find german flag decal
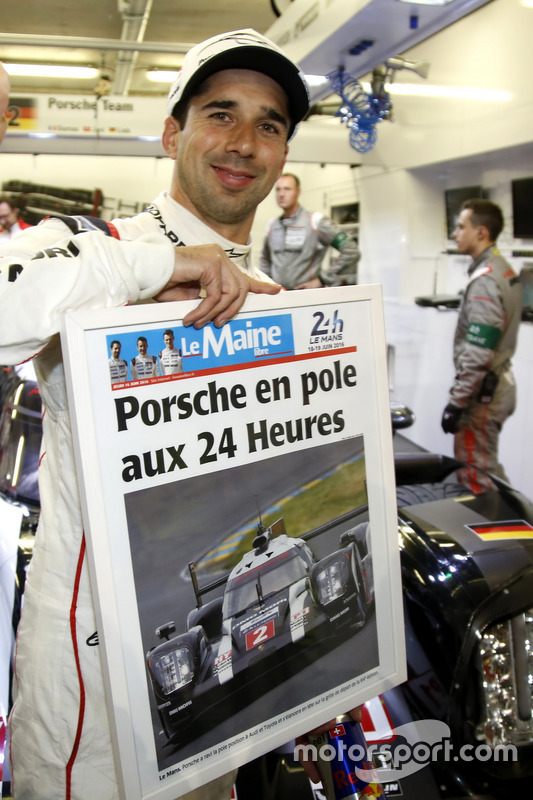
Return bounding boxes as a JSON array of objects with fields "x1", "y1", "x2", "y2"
[{"x1": 467, "y1": 520, "x2": 533, "y2": 541}]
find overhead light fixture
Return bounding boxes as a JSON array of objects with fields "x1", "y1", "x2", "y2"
[
  {"x1": 305, "y1": 74, "x2": 329, "y2": 87},
  {"x1": 397, "y1": 0, "x2": 456, "y2": 5},
  {"x1": 362, "y1": 81, "x2": 511, "y2": 101},
  {"x1": 146, "y1": 69, "x2": 180, "y2": 83},
  {"x1": 147, "y1": 70, "x2": 330, "y2": 87},
  {"x1": 4, "y1": 63, "x2": 99, "y2": 79}
]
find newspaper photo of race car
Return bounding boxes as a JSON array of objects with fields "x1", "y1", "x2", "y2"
[{"x1": 146, "y1": 513, "x2": 374, "y2": 745}]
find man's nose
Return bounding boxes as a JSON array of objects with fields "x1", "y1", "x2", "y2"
[{"x1": 225, "y1": 121, "x2": 256, "y2": 156}]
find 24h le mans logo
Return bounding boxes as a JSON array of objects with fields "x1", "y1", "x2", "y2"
[{"x1": 308, "y1": 309, "x2": 345, "y2": 353}]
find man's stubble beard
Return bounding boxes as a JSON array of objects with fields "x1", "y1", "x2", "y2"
[{"x1": 177, "y1": 154, "x2": 274, "y2": 228}]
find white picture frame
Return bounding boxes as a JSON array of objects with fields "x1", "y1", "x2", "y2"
[{"x1": 61, "y1": 285, "x2": 406, "y2": 800}]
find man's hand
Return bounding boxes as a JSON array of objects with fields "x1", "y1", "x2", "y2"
[
  {"x1": 295, "y1": 705, "x2": 363, "y2": 784},
  {"x1": 154, "y1": 244, "x2": 281, "y2": 327},
  {"x1": 441, "y1": 403, "x2": 463, "y2": 434},
  {"x1": 294, "y1": 277, "x2": 323, "y2": 290}
]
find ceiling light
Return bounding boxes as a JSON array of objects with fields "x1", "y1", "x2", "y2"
[
  {"x1": 4, "y1": 63, "x2": 99, "y2": 79},
  {"x1": 397, "y1": 0, "x2": 456, "y2": 5},
  {"x1": 362, "y1": 81, "x2": 511, "y2": 101},
  {"x1": 305, "y1": 74, "x2": 329, "y2": 87},
  {"x1": 146, "y1": 69, "x2": 180, "y2": 83},
  {"x1": 147, "y1": 70, "x2": 330, "y2": 87}
]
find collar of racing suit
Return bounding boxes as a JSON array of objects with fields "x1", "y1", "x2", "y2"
[{"x1": 148, "y1": 190, "x2": 253, "y2": 274}]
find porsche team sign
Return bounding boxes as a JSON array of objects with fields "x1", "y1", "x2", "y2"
[{"x1": 61, "y1": 285, "x2": 406, "y2": 800}]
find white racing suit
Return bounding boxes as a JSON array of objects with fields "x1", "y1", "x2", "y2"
[
  {"x1": 130, "y1": 352, "x2": 160, "y2": 379},
  {"x1": 159, "y1": 347, "x2": 183, "y2": 375},
  {"x1": 259, "y1": 205, "x2": 359, "y2": 289},
  {"x1": 447, "y1": 246, "x2": 523, "y2": 492},
  {"x1": 108, "y1": 357, "x2": 128, "y2": 384},
  {"x1": 0, "y1": 190, "x2": 259, "y2": 799}
]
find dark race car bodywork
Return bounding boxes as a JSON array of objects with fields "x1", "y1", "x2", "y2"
[
  {"x1": 390, "y1": 454, "x2": 533, "y2": 797},
  {"x1": 237, "y1": 455, "x2": 533, "y2": 800},
  {"x1": 146, "y1": 517, "x2": 373, "y2": 743}
]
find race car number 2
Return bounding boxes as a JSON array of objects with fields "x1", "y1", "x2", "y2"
[{"x1": 245, "y1": 619, "x2": 276, "y2": 651}]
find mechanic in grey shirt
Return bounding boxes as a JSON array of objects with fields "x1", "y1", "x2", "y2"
[{"x1": 259, "y1": 173, "x2": 359, "y2": 290}]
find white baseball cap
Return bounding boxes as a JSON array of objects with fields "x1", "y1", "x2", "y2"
[{"x1": 166, "y1": 28, "x2": 310, "y2": 139}]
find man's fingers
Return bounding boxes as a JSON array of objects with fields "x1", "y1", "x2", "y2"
[
  {"x1": 248, "y1": 276, "x2": 282, "y2": 296},
  {"x1": 157, "y1": 244, "x2": 281, "y2": 328}
]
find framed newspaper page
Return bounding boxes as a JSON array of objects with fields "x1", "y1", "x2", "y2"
[{"x1": 61, "y1": 285, "x2": 406, "y2": 800}]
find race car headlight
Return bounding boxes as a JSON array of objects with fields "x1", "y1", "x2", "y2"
[
  {"x1": 315, "y1": 557, "x2": 350, "y2": 605},
  {"x1": 150, "y1": 646, "x2": 195, "y2": 695},
  {"x1": 476, "y1": 608, "x2": 533, "y2": 748}
]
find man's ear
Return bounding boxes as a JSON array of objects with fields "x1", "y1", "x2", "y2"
[{"x1": 162, "y1": 115, "x2": 180, "y2": 160}]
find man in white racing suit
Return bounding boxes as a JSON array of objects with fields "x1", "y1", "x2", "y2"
[
  {"x1": 131, "y1": 335, "x2": 160, "y2": 379},
  {"x1": 158, "y1": 328, "x2": 183, "y2": 375},
  {"x1": 108, "y1": 339, "x2": 128, "y2": 384},
  {"x1": 259, "y1": 172, "x2": 359, "y2": 289},
  {"x1": 441, "y1": 198, "x2": 523, "y2": 492},
  {"x1": 0, "y1": 28, "x2": 315, "y2": 800}
]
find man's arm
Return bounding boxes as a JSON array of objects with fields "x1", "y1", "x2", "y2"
[
  {"x1": 295, "y1": 214, "x2": 360, "y2": 289},
  {"x1": 0, "y1": 218, "x2": 176, "y2": 364},
  {"x1": 0, "y1": 222, "x2": 281, "y2": 365},
  {"x1": 448, "y1": 275, "x2": 505, "y2": 407},
  {"x1": 441, "y1": 274, "x2": 504, "y2": 433},
  {"x1": 316, "y1": 216, "x2": 360, "y2": 286}
]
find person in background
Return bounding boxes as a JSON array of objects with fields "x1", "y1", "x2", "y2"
[
  {"x1": 259, "y1": 172, "x2": 360, "y2": 289},
  {"x1": 108, "y1": 339, "x2": 128, "y2": 384},
  {"x1": 0, "y1": 196, "x2": 32, "y2": 243},
  {"x1": 0, "y1": 62, "x2": 10, "y2": 145},
  {"x1": 0, "y1": 27, "x2": 360, "y2": 800},
  {"x1": 159, "y1": 327, "x2": 183, "y2": 374},
  {"x1": 130, "y1": 335, "x2": 160, "y2": 379},
  {"x1": 441, "y1": 198, "x2": 523, "y2": 492}
]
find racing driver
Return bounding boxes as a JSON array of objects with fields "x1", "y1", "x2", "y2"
[{"x1": 0, "y1": 28, "x2": 361, "y2": 800}]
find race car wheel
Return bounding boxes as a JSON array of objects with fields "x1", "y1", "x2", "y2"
[{"x1": 396, "y1": 481, "x2": 472, "y2": 506}]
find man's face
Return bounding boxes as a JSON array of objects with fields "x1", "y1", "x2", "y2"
[
  {"x1": 111, "y1": 342, "x2": 121, "y2": 359},
  {"x1": 0, "y1": 202, "x2": 17, "y2": 231},
  {"x1": 165, "y1": 68, "x2": 289, "y2": 242},
  {"x1": 137, "y1": 339, "x2": 148, "y2": 356},
  {"x1": 454, "y1": 208, "x2": 481, "y2": 255},
  {"x1": 275, "y1": 175, "x2": 300, "y2": 216},
  {"x1": 163, "y1": 333, "x2": 174, "y2": 350}
]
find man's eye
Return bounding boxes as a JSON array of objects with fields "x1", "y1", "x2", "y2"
[{"x1": 261, "y1": 122, "x2": 280, "y2": 135}]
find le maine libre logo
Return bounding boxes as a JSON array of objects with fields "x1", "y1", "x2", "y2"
[{"x1": 178, "y1": 313, "x2": 295, "y2": 369}]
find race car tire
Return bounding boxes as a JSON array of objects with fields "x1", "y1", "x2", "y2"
[{"x1": 396, "y1": 482, "x2": 472, "y2": 506}]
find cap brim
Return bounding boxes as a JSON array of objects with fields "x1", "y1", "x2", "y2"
[{"x1": 172, "y1": 45, "x2": 309, "y2": 136}]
